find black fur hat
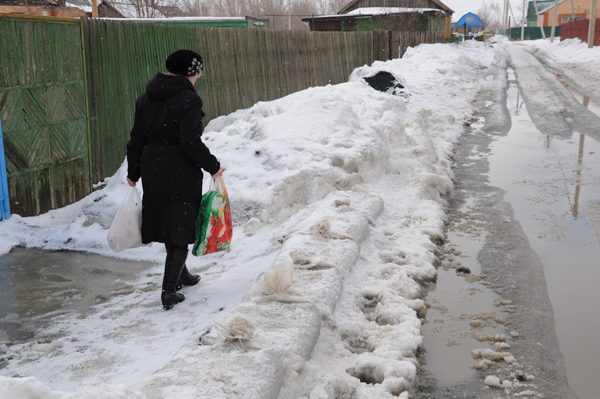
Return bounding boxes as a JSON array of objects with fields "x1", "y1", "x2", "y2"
[{"x1": 166, "y1": 49, "x2": 203, "y2": 76}]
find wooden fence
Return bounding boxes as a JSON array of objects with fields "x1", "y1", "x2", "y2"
[
  {"x1": 0, "y1": 15, "x2": 388, "y2": 216},
  {"x1": 390, "y1": 30, "x2": 445, "y2": 58},
  {"x1": 0, "y1": 16, "x2": 91, "y2": 217},
  {"x1": 561, "y1": 19, "x2": 600, "y2": 46}
]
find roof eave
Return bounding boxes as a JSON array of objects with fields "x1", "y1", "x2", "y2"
[
  {"x1": 338, "y1": 0, "x2": 359, "y2": 14},
  {"x1": 538, "y1": 0, "x2": 567, "y2": 14},
  {"x1": 302, "y1": 9, "x2": 444, "y2": 22}
]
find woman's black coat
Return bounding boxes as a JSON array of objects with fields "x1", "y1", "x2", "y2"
[{"x1": 126, "y1": 73, "x2": 220, "y2": 247}]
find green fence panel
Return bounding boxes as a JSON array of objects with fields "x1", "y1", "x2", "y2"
[
  {"x1": 504, "y1": 26, "x2": 561, "y2": 40},
  {"x1": 0, "y1": 16, "x2": 90, "y2": 217}
]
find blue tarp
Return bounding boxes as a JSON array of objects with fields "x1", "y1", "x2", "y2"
[
  {"x1": 452, "y1": 12, "x2": 486, "y2": 28},
  {"x1": 0, "y1": 118, "x2": 11, "y2": 220}
]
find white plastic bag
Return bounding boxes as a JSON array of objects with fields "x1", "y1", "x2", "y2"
[
  {"x1": 107, "y1": 187, "x2": 146, "y2": 252},
  {"x1": 259, "y1": 262, "x2": 294, "y2": 295},
  {"x1": 214, "y1": 317, "x2": 255, "y2": 343}
]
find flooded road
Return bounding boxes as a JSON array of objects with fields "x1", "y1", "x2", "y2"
[
  {"x1": 0, "y1": 248, "x2": 155, "y2": 347},
  {"x1": 417, "y1": 62, "x2": 598, "y2": 398},
  {"x1": 487, "y1": 68, "x2": 600, "y2": 399}
]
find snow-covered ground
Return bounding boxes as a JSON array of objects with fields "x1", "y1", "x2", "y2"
[{"x1": 1, "y1": 38, "x2": 598, "y2": 398}]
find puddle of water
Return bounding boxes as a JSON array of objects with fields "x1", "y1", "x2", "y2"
[
  {"x1": 488, "y1": 69, "x2": 600, "y2": 399},
  {"x1": 422, "y1": 211, "x2": 503, "y2": 386},
  {"x1": 0, "y1": 247, "x2": 156, "y2": 344}
]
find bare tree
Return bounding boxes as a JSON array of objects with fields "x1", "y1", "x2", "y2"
[
  {"x1": 326, "y1": 0, "x2": 348, "y2": 14},
  {"x1": 477, "y1": 0, "x2": 503, "y2": 34},
  {"x1": 116, "y1": 0, "x2": 182, "y2": 17},
  {"x1": 179, "y1": 0, "x2": 214, "y2": 16},
  {"x1": 173, "y1": 0, "x2": 364, "y2": 30}
]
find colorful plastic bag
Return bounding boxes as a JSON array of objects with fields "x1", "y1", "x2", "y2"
[
  {"x1": 107, "y1": 187, "x2": 147, "y2": 252},
  {"x1": 193, "y1": 176, "x2": 232, "y2": 256}
]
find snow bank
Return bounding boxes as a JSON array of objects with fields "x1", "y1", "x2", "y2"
[
  {"x1": 202, "y1": 81, "x2": 404, "y2": 225},
  {"x1": 141, "y1": 191, "x2": 383, "y2": 398}
]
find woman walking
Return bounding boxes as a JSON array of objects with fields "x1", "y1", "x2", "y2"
[{"x1": 126, "y1": 49, "x2": 225, "y2": 310}]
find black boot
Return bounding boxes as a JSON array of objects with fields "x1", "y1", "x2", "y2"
[
  {"x1": 176, "y1": 265, "x2": 201, "y2": 291},
  {"x1": 161, "y1": 245, "x2": 188, "y2": 310}
]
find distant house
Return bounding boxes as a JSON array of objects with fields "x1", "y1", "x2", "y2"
[
  {"x1": 302, "y1": 0, "x2": 453, "y2": 32},
  {"x1": 533, "y1": 0, "x2": 597, "y2": 27},
  {"x1": 451, "y1": 12, "x2": 485, "y2": 35},
  {"x1": 526, "y1": 1, "x2": 554, "y2": 26},
  {"x1": 0, "y1": 0, "x2": 87, "y2": 18}
]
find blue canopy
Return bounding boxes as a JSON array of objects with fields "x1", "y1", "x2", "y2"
[{"x1": 451, "y1": 12, "x2": 486, "y2": 27}]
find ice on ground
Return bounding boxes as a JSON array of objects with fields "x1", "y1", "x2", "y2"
[
  {"x1": 0, "y1": 375, "x2": 146, "y2": 399},
  {"x1": 484, "y1": 375, "x2": 502, "y2": 388}
]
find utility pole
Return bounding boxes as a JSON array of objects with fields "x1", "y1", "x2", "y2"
[
  {"x1": 533, "y1": 0, "x2": 546, "y2": 38},
  {"x1": 508, "y1": 2, "x2": 517, "y2": 38},
  {"x1": 550, "y1": 0, "x2": 559, "y2": 42},
  {"x1": 502, "y1": 0, "x2": 506, "y2": 32},
  {"x1": 589, "y1": 0, "x2": 598, "y2": 48},
  {"x1": 91, "y1": 0, "x2": 98, "y2": 17},
  {"x1": 505, "y1": 0, "x2": 510, "y2": 33},
  {"x1": 522, "y1": 0, "x2": 527, "y2": 40},
  {"x1": 570, "y1": 0, "x2": 576, "y2": 18},
  {"x1": 504, "y1": 0, "x2": 510, "y2": 32},
  {"x1": 510, "y1": 3, "x2": 517, "y2": 28}
]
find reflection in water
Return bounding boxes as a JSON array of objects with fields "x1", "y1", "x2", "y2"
[
  {"x1": 583, "y1": 95, "x2": 590, "y2": 108},
  {"x1": 490, "y1": 70, "x2": 600, "y2": 399},
  {"x1": 515, "y1": 90, "x2": 524, "y2": 116},
  {"x1": 574, "y1": 134, "x2": 585, "y2": 219}
]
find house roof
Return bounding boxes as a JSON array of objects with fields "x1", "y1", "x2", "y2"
[
  {"x1": 537, "y1": 0, "x2": 567, "y2": 14},
  {"x1": 431, "y1": 0, "x2": 453, "y2": 13},
  {"x1": 338, "y1": 0, "x2": 453, "y2": 15},
  {"x1": 100, "y1": 16, "x2": 249, "y2": 22},
  {"x1": 65, "y1": 0, "x2": 92, "y2": 12},
  {"x1": 451, "y1": 12, "x2": 485, "y2": 27},
  {"x1": 527, "y1": 1, "x2": 554, "y2": 20},
  {"x1": 303, "y1": 7, "x2": 446, "y2": 21},
  {"x1": 345, "y1": 7, "x2": 445, "y2": 16}
]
